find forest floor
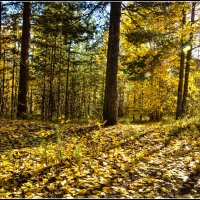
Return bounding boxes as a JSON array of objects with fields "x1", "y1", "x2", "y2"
[{"x1": 0, "y1": 118, "x2": 199, "y2": 198}]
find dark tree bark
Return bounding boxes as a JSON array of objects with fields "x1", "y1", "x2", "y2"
[
  {"x1": 17, "y1": 2, "x2": 31, "y2": 119},
  {"x1": 176, "y1": 51, "x2": 185, "y2": 119},
  {"x1": 70, "y1": 64, "x2": 77, "y2": 119},
  {"x1": 176, "y1": 8, "x2": 186, "y2": 120},
  {"x1": 118, "y1": 79, "x2": 125, "y2": 117},
  {"x1": 0, "y1": 2, "x2": 2, "y2": 63},
  {"x1": 57, "y1": 52, "x2": 61, "y2": 121},
  {"x1": 0, "y1": 50, "x2": 5, "y2": 115},
  {"x1": 0, "y1": 2, "x2": 2, "y2": 60},
  {"x1": 29, "y1": 87, "x2": 33, "y2": 115},
  {"x1": 11, "y1": 57, "x2": 16, "y2": 118},
  {"x1": 41, "y1": 68, "x2": 46, "y2": 121},
  {"x1": 14, "y1": 44, "x2": 19, "y2": 116},
  {"x1": 65, "y1": 41, "x2": 71, "y2": 120},
  {"x1": 0, "y1": 2, "x2": 3, "y2": 115},
  {"x1": 41, "y1": 39, "x2": 48, "y2": 121},
  {"x1": 11, "y1": 17, "x2": 17, "y2": 118},
  {"x1": 48, "y1": 45, "x2": 55, "y2": 121},
  {"x1": 181, "y1": 2, "x2": 196, "y2": 116},
  {"x1": 103, "y1": 2, "x2": 121, "y2": 126}
]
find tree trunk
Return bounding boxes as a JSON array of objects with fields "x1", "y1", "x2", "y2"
[
  {"x1": 11, "y1": 18, "x2": 17, "y2": 118},
  {"x1": 181, "y1": 2, "x2": 196, "y2": 116},
  {"x1": 176, "y1": 8, "x2": 186, "y2": 120},
  {"x1": 0, "y1": 49, "x2": 6, "y2": 115},
  {"x1": 17, "y1": 2, "x2": 31, "y2": 119},
  {"x1": 11, "y1": 58, "x2": 16, "y2": 118},
  {"x1": 65, "y1": 41, "x2": 71, "y2": 120},
  {"x1": 29, "y1": 87, "x2": 33, "y2": 115},
  {"x1": 118, "y1": 79, "x2": 125, "y2": 117},
  {"x1": 41, "y1": 69, "x2": 46, "y2": 121},
  {"x1": 103, "y1": 2, "x2": 121, "y2": 126},
  {"x1": 0, "y1": 2, "x2": 2, "y2": 115},
  {"x1": 57, "y1": 48, "x2": 62, "y2": 121},
  {"x1": 14, "y1": 44, "x2": 19, "y2": 116},
  {"x1": 48, "y1": 46, "x2": 55, "y2": 121},
  {"x1": 48, "y1": 35, "x2": 57, "y2": 121},
  {"x1": 41, "y1": 40, "x2": 48, "y2": 121},
  {"x1": 70, "y1": 64, "x2": 76, "y2": 119}
]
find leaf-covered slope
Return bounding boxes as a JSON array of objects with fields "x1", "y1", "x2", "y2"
[{"x1": 0, "y1": 119, "x2": 199, "y2": 198}]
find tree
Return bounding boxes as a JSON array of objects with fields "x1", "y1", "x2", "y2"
[
  {"x1": 0, "y1": 2, "x2": 2, "y2": 115},
  {"x1": 176, "y1": 8, "x2": 186, "y2": 120},
  {"x1": 103, "y1": 2, "x2": 121, "y2": 126},
  {"x1": 181, "y1": 2, "x2": 196, "y2": 116},
  {"x1": 17, "y1": 2, "x2": 31, "y2": 119},
  {"x1": 120, "y1": 2, "x2": 179, "y2": 121},
  {"x1": 176, "y1": 2, "x2": 196, "y2": 119},
  {"x1": 31, "y1": 2, "x2": 97, "y2": 121},
  {"x1": 1, "y1": 1, "x2": 200, "y2": 123}
]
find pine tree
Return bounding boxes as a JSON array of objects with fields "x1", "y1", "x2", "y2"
[
  {"x1": 103, "y1": 2, "x2": 121, "y2": 126},
  {"x1": 17, "y1": 2, "x2": 31, "y2": 119}
]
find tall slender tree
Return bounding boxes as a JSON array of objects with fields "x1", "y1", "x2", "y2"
[
  {"x1": 65, "y1": 41, "x2": 71, "y2": 120},
  {"x1": 0, "y1": 2, "x2": 2, "y2": 59},
  {"x1": 176, "y1": 3, "x2": 196, "y2": 119},
  {"x1": 0, "y1": 2, "x2": 3, "y2": 115},
  {"x1": 181, "y1": 2, "x2": 196, "y2": 116},
  {"x1": 176, "y1": 8, "x2": 186, "y2": 120},
  {"x1": 17, "y1": 2, "x2": 31, "y2": 119},
  {"x1": 103, "y1": 2, "x2": 121, "y2": 126}
]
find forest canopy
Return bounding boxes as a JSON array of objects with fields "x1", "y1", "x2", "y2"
[{"x1": 1, "y1": 1, "x2": 200, "y2": 123}]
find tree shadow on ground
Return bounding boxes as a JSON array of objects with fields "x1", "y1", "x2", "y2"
[
  {"x1": 178, "y1": 171, "x2": 200, "y2": 197},
  {"x1": 0, "y1": 119, "x2": 99, "y2": 153}
]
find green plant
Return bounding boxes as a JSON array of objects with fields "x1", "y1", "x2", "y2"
[
  {"x1": 73, "y1": 142, "x2": 83, "y2": 168},
  {"x1": 96, "y1": 121, "x2": 103, "y2": 130}
]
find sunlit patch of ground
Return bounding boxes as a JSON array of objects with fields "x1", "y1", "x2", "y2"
[{"x1": 0, "y1": 119, "x2": 199, "y2": 198}]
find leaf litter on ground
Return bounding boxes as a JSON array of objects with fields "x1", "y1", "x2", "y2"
[{"x1": 0, "y1": 118, "x2": 199, "y2": 198}]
